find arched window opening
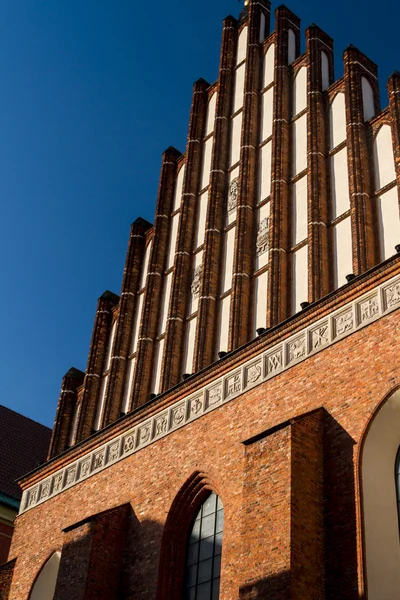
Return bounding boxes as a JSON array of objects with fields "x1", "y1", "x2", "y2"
[
  {"x1": 184, "y1": 493, "x2": 224, "y2": 600},
  {"x1": 29, "y1": 551, "x2": 61, "y2": 600}
]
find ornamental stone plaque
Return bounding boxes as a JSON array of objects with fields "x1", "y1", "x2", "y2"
[
  {"x1": 256, "y1": 217, "x2": 270, "y2": 256},
  {"x1": 191, "y1": 266, "x2": 202, "y2": 299},
  {"x1": 228, "y1": 178, "x2": 239, "y2": 213}
]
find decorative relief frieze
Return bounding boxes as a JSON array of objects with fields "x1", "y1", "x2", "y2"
[
  {"x1": 191, "y1": 266, "x2": 202, "y2": 299},
  {"x1": 256, "y1": 217, "x2": 270, "y2": 256},
  {"x1": 20, "y1": 273, "x2": 400, "y2": 514},
  {"x1": 228, "y1": 178, "x2": 239, "y2": 213}
]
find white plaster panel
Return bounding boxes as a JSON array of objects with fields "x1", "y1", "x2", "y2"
[
  {"x1": 195, "y1": 191, "x2": 208, "y2": 249},
  {"x1": 131, "y1": 292, "x2": 144, "y2": 353},
  {"x1": 188, "y1": 251, "x2": 203, "y2": 315},
  {"x1": 362, "y1": 390, "x2": 400, "y2": 600},
  {"x1": 122, "y1": 357, "x2": 135, "y2": 414},
  {"x1": 166, "y1": 213, "x2": 179, "y2": 269},
  {"x1": 227, "y1": 168, "x2": 240, "y2": 226},
  {"x1": 230, "y1": 113, "x2": 242, "y2": 167},
  {"x1": 173, "y1": 164, "x2": 185, "y2": 212},
  {"x1": 261, "y1": 87, "x2": 273, "y2": 142},
  {"x1": 68, "y1": 404, "x2": 80, "y2": 446},
  {"x1": 321, "y1": 51, "x2": 330, "y2": 91},
  {"x1": 237, "y1": 26, "x2": 248, "y2": 65},
  {"x1": 292, "y1": 115, "x2": 307, "y2": 175},
  {"x1": 221, "y1": 227, "x2": 235, "y2": 294},
  {"x1": 205, "y1": 93, "x2": 216, "y2": 136},
  {"x1": 288, "y1": 29, "x2": 296, "y2": 64},
  {"x1": 374, "y1": 124, "x2": 396, "y2": 191},
  {"x1": 201, "y1": 137, "x2": 213, "y2": 190},
  {"x1": 159, "y1": 272, "x2": 172, "y2": 335},
  {"x1": 94, "y1": 374, "x2": 108, "y2": 430},
  {"x1": 254, "y1": 270, "x2": 268, "y2": 333},
  {"x1": 376, "y1": 187, "x2": 400, "y2": 260},
  {"x1": 139, "y1": 239, "x2": 152, "y2": 289},
  {"x1": 260, "y1": 12, "x2": 266, "y2": 42},
  {"x1": 30, "y1": 552, "x2": 61, "y2": 600},
  {"x1": 330, "y1": 148, "x2": 350, "y2": 218},
  {"x1": 292, "y1": 175, "x2": 308, "y2": 245},
  {"x1": 217, "y1": 295, "x2": 231, "y2": 353},
  {"x1": 233, "y1": 64, "x2": 245, "y2": 113},
  {"x1": 259, "y1": 141, "x2": 272, "y2": 202},
  {"x1": 362, "y1": 77, "x2": 375, "y2": 121},
  {"x1": 105, "y1": 320, "x2": 117, "y2": 371},
  {"x1": 151, "y1": 339, "x2": 164, "y2": 394},
  {"x1": 330, "y1": 93, "x2": 346, "y2": 149},
  {"x1": 255, "y1": 202, "x2": 270, "y2": 271},
  {"x1": 292, "y1": 244, "x2": 308, "y2": 313},
  {"x1": 183, "y1": 317, "x2": 197, "y2": 375},
  {"x1": 293, "y1": 66, "x2": 307, "y2": 116},
  {"x1": 333, "y1": 217, "x2": 353, "y2": 288},
  {"x1": 263, "y1": 44, "x2": 275, "y2": 88}
]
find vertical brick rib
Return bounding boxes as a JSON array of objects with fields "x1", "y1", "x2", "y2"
[
  {"x1": 48, "y1": 367, "x2": 84, "y2": 459},
  {"x1": 344, "y1": 45, "x2": 379, "y2": 274},
  {"x1": 306, "y1": 26, "x2": 333, "y2": 301},
  {"x1": 230, "y1": 0, "x2": 271, "y2": 350},
  {"x1": 388, "y1": 72, "x2": 400, "y2": 211},
  {"x1": 193, "y1": 16, "x2": 238, "y2": 372},
  {"x1": 76, "y1": 291, "x2": 119, "y2": 442},
  {"x1": 132, "y1": 147, "x2": 182, "y2": 407},
  {"x1": 103, "y1": 217, "x2": 152, "y2": 425},
  {"x1": 267, "y1": 6, "x2": 300, "y2": 327},
  {"x1": 161, "y1": 79, "x2": 209, "y2": 390}
]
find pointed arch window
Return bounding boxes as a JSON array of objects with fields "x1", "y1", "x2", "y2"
[{"x1": 184, "y1": 492, "x2": 224, "y2": 600}]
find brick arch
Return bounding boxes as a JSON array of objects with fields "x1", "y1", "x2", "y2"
[{"x1": 156, "y1": 470, "x2": 224, "y2": 600}]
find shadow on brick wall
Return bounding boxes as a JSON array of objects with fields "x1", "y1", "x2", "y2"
[
  {"x1": 239, "y1": 570, "x2": 291, "y2": 599},
  {"x1": 0, "y1": 559, "x2": 16, "y2": 600}
]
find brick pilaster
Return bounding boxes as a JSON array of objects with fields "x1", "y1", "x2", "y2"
[
  {"x1": 229, "y1": 0, "x2": 271, "y2": 350},
  {"x1": 76, "y1": 291, "x2": 119, "y2": 442},
  {"x1": 344, "y1": 45, "x2": 379, "y2": 274},
  {"x1": 388, "y1": 72, "x2": 400, "y2": 211},
  {"x1": 267, "y1": 6, "x2": 300, "y2": 327},
  {"x1": 306, "y1": 26, "x2": 333, "y2": 301},
  {"x1": 102, "y1": 217, "x2": 152, "y2": 425},
  {"x1": 131, "y1": 147, "x2": 182, "y2": 407},
  {"x1": 161, "y1": 79, "x2": 209, "y2": 389},
  {"x1": 48, "y1": 367, "x2": 85, "y2": 459},
  {"x1": 193, "y1": 16, "x2": 238, "y2": 371}
]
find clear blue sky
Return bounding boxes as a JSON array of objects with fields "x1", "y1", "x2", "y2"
[{"x1": 0, "y1": 0, "x2": 398, "y2": 428}]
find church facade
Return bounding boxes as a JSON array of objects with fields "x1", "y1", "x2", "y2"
[{"x1": 2, "y1": 0, "x2": 400, "y2": 598}]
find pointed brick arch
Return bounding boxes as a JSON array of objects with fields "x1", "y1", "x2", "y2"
[{"x1": 156, "y1": 471, "x2": 224, "y2": 600}]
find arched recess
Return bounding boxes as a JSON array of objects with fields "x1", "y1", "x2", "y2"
[
  {"x1": 361, "y1": 388, "x2": 400, "y2": 599},
  {"x1": 29, "y1": 552, "x2": 61, "y2": 600},
  {"x1": 156, "y1": 471, "x2": 223, "y2": 600}
]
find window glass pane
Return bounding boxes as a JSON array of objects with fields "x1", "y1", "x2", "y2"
[
  {"x1": 186, "y1": 564, "x2": 198, "y2": 588},
  {"x1": 212, "y1": 578, "x2": 220, "y2": 600},
  {"x1": 190, "y1": 518, "x2": 201, "y2": 542},
  {"x1": 213, "y1": 554, "x2": 221, "y2": 578},
  {"x1": 199, "y1": 536, "x2": 214, "y2": 561},
  {"x1": 216, "y1": 510, "x2": 224, "y2": 533},
  {"x1": 187, "y1": 542, "x2": 199, "y2": 566},
  {"x1": 198, "y1": 558, "x2": 213, "y2": 583},
  {"x1": 203, "y1": 493, "x2": 217, "y2": 516},
  {"x1": 197, "y1": 581, "x2": 212, "y2": 600},
  {"x1": 201, "y1": 514, "x2": 216, "y2": 539},
  {"x1": 214, "y1": 532, "x2": 223, "y2": 555}
]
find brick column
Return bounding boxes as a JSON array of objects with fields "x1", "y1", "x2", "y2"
[
  {"x1": 76, "y1": 291, "x2": 119, "y2": 442},
  {"x1": 229, "y1": 0, "x2": 270, "y2": 350},
  {"x1": 306, "y1": 25, "x2": 333, "y2": 301},
  {"x1": 388, "y1": 72, "x2": 400, "y2": 211},
  {"x1": 54, "y1": 505, "x2": 129, "y2": 600},
  {"x1": 193, "y1": 16, "x2": 237, "y2": 371},
  {"x1": 48, "y1": 367, "x2": 84, "y2": 459},
  {"x1": 267, "y1": 6, "x2": 300, "y2": 327},
  {"x1": 344, "y1": 45, "x2": 379, "y2": 274},
  {"x1": 102, "y1": 217, "x2": 152, "y2": 425},
  {"x1": 131, "y1": 147, "x2": 182, "y2": 407},
  {"x1": 161, "y1": 79, "x2": 209, "y2": 390}
]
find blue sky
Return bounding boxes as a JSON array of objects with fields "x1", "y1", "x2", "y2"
[{"x1": 0, "y1": 0, "x2": 398, "y2": 428}]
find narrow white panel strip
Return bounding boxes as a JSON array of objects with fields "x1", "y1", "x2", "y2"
[
  {"x1": 230, "y1": 113, "x2": 243, "y2": 167},
  {"x1": 122, "y1": 358, "x2": 135, "y2": 414},
  {"x1": 362, "y1": 77, "x2": 375, "y2": 121},
  {"x1": 376, "y1": 187, "x2": 400, "y2": 261},
  {"x1": 261, "y1": 87, "x2": 273, "y2": 142},
  {"x1": 293, "y1": 245, "x2": 308, "y2": 314},
  {"x1": 321, "y1": 51, "x2": 329, "y2": 91},
  {"x1": 288, "y1": 29, "x2": 296, "y2": 64},
  {"x1": 217, "y1": 295, "x2": 231, "y2": 354},
  {"x1": 201, "y1": 137, "x2": 213, "y2": 190},
  {"x1": 94, "y1": 375, "x2": 108, "y2": 430},
  {"x1": 173, "y1": 165, "x2": 185, "y2": 212},
  {"x1": 131, "y1": 293, "x2": 144, "y2": 353},
  {"x1": 105, "y1": 321, "x2": 117, "y2": 372},
  {"x1": 236, "y1": 26, "x2": 248, "y2": 65},
  {"x1": 221, "y1": 227, "x2": 236, "y2": 294},
  {"x1": 159, "y1": 272, "x2": 173, "y2": 335},
  {"x1": 68, "y1": 404, "x2": 80, "y2": 446},
  {"x1": 292, "y1": 175, "x2": 308, "y2": 245},
  {"x1": 151, "y1": 339, "x2": 164, "y2": 395},
  {"x1": 183, "y1": 317, "x2": 197, "y2": 374},
  {"x1": 331, "y1": 148, "x2": 350, "y2": 219},
  {"x1": 166, "y1": 213, "x2": 179, "y2": 269},
  {"x1": 260, "y1": 12, "x2": 266, "y2": 43},
  {"x1": 206, "y1": 93, "x2": 217, "y2": 136},
  {"x1": 188, "y1": 251, "x2": 203, "y2": 316},
  {"x1": 195, "y1": 192, "x2": 209, "y2": 250},
  {"x1": 293, "y1": 115, "x2": 307, "y2": 175},
  {"x1": 139, "y1": 240, "x2": 152, "y2": 289},
  {"x1": 333, "y1": 216, "x2": 353, "y2": 289},
  {"x1": 254, "y1": 270, "x2": 268, "y2": 333},
  {"x1": 374, "y1": 124, "x2": 396, "y2": 191},
  {"x1": 255, "y1": 202, "x2": 270, "y2": 271},
  {"x1": 263, "y1": 44, "x2": 275, "y2": 88},
  {"x1": 330, "y1": 93, "x2": 346, "y2": 150},
  {"x1": 259, "y1": 141, "x2": 272, "y2": 202},
  {"x1": 233, "y1": 64, "x2": 246, "y2": 113},
  {"x1": 293, "y1": 66, "x2": 307, "y2": 116}
]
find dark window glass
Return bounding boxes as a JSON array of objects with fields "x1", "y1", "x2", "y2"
[{"x1": 184, "y1": 493, "x2": 224, "y2": 600}]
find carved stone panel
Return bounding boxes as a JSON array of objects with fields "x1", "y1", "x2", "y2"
[
  {"x1": 287, "y1": 335, "x2": 306, "y2": 364},
  {"x1": 66, "y1": 466, "x2": 77, "y2": 486},
  {"x1": 123, "y1": 433, "x2": 136, "y2": 454},
  {"x1": 384, "y1": 280, "x2": 400, "y2": 309},
  {"x1": 309, "y1": 322, "x2": 329, "y2": 351},
  {"x1": 333, "y1": 309, "x2": 354, "y2": 337},
  {"x1": 108, "y1": 441, "x2": 120, "y2": 462},
  {"x1": 53, "y1": 473, "x2": 64, "y2": 494},
  {"x1": 225, "y1": 372, "x2": 242, "y2": 400},
  {"x1": 80, "y1": 458, "x2": 91, "y2": 478},
  {"x1": 189, "y1": 395, "x2": 203, "y2": 418},
  {"x1": 191, "y1": 266, "x2": 202, "y2": 299},
  {"x1": 245, "y1": 361, "x2": 262, "y2": 386},
  {"x1": 171, "y1": 404, "x2": 186, "y2": 427},
  {"x1": 228, "y1": 178, "x2": 239, "y2": 213},
  {"x1": 256, "y1": 217, "x2": 270, "y2": 256},
  {"x1": 357, "y1": 295, "x2": 379, "y2": 325},
  {"x1": 206, "y1": 384, "x2": 222, "y2": 409},
  {"x1": 154, "y1": 414, "x2": 169, "y2": 437},
  {"x1": 265, "y1": 347, "x2": 283, "y2": 377},
  {"x1": 40, "y1": 480, "x2": 51, "y2": 500}
]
